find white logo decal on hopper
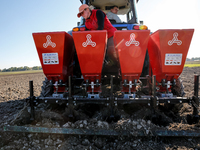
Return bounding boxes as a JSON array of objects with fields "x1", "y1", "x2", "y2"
[
  {"x1": 43, "y1": 35, "x2": 56, "y2": 48},
  {"x1": 168, "y1": 32, "x2": 182, "y2": 46},
  {"x1": 82, "y1": 34, "x2": 96, "y2": 47},
  {"x1": 125, "y1": 33, "x2": 140, "y2": 46}
]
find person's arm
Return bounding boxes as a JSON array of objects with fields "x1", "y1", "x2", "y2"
[{"x1": 96, "y1": 10, "x2": 105, "y2": 30}]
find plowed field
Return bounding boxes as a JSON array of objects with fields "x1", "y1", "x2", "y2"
[{"x1": 0, "y1": 67, "x2": 200, "y2": 150}]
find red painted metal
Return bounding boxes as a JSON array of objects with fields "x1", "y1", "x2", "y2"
[
  {"x1": 33, "y1": 32, "x2": 75, "y2": 83},
  {"x1": 148, "y1": 29, "x2": 194, "y2": 83},
  {"x1": 72, "y1": 31, "x2": 107, "y2": 93},
  {"x1": 114, "y1": 30, "x2": 150, "y2": 92}
]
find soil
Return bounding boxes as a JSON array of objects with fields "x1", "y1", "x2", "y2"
[{"x1": 0, "y1": 67, "x2": 200, "y2": 150}]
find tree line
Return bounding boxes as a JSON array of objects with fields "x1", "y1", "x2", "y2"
[
  {"x1": 186, "y1": 57, "x2": 200, "y2": 61},
  {"x1": 1, "y1": 57, "x2": 199, "y2": 72},
  {"x1": 0, "y1": 66, "x2": 42, "y2": 72}
]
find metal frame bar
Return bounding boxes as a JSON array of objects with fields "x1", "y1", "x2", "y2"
[
  {"x1": 4, "y1": 126, "x2": 200, "y2": 137},
  {"x1": 32, "y1": 97, "x2": 191, "y2": 105},
  {"x1": 29, "y1": 81, "x2": 35, "y2": 120},
  {"x1": 28, "y1": 74, "x2": 199, "y2": 119},
  {"x1": 129, "y1": 0, "x2": 138, "y2": 23},
  {"x1": 194, "y1": 75, "x2": 199, "y2": 98},
  {"x1": 193, "y1": 75, "x2": 199, "y2": 115}
]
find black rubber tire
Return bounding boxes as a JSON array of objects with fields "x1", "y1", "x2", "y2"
[
  {"x1": 163, "y1": 78, "x2": 185, "y2": 116},
  {"x1": 172, "y1": 78, "x2": 185, "y2": 97},
  {"x1": 163, "y1": 78, "x2": 185, "y2": 120},
  {"x1": 40, "y1": 78, "x2": 53, "y2": 97}
]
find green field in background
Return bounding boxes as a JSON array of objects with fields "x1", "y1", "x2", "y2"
[
  {"x1": 184, "y1": 61, "x2": 200, "y2": 67},
  {"x1": 0, "y1": 70, "x2": 43, "y2": 76},
  {"x1": 184, "y1": 64, "x2": 200, "y2": 67}
]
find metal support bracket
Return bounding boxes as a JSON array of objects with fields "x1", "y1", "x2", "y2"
[{"x1": 29, "y1": 81, "x2": 35, "y2": 121}]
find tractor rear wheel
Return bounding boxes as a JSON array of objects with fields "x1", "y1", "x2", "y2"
[
  {"x1": 172, "y1": 78, "x2": 185, "y2": 97},
  {"x1": 162, "y1": 78, "x2": 185, "y2": 121},
  {"x1": 40, "y1": 78, "x2": 53, "y2": 97}
]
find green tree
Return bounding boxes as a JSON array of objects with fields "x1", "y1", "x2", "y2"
[
  {"x1": 18, "y1": 67, "x2": 23, "y2": 71},
  {"x1": 13, "y1": 67, "x2": 17, "y2": 71},
  {"x1": 23, "y1": 66, "x2": 30, "y2": 70},
  {"x1": 32, "y1": 66, "x2": 42, "y2": 70},
  {"x1": 2, "y1": 68, "x2": 7, "y2": 72},
  {"x1": 186, "y1": 58, "x2": 190, "y2": 61}
]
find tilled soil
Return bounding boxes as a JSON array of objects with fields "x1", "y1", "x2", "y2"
[
  {"x1": 0, "y1": 73, "x2": 45, "y2": 101},
  {"x1": 179, "y1": 67, "x2": 200, "y2": 97},
  {"x1": 0, "y1": 67, "x2": 200, "y2": 150}
]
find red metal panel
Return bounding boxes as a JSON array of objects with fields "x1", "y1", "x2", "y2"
[
  {"x1": 32, "y1": 32, "x2": 75, "y2": 83},
  {"x1": 114, "y1": 30, "x2": 150, "y2": 80},
  {"x1": 148, "y1": 29, "x2": 194, "y2": 82},
  {"x1": 114, "y1": 30, "x2": 150, "y2": 92},
  {"x1": 72, "y1": 31, "x2": 107, "y2": 82}
]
